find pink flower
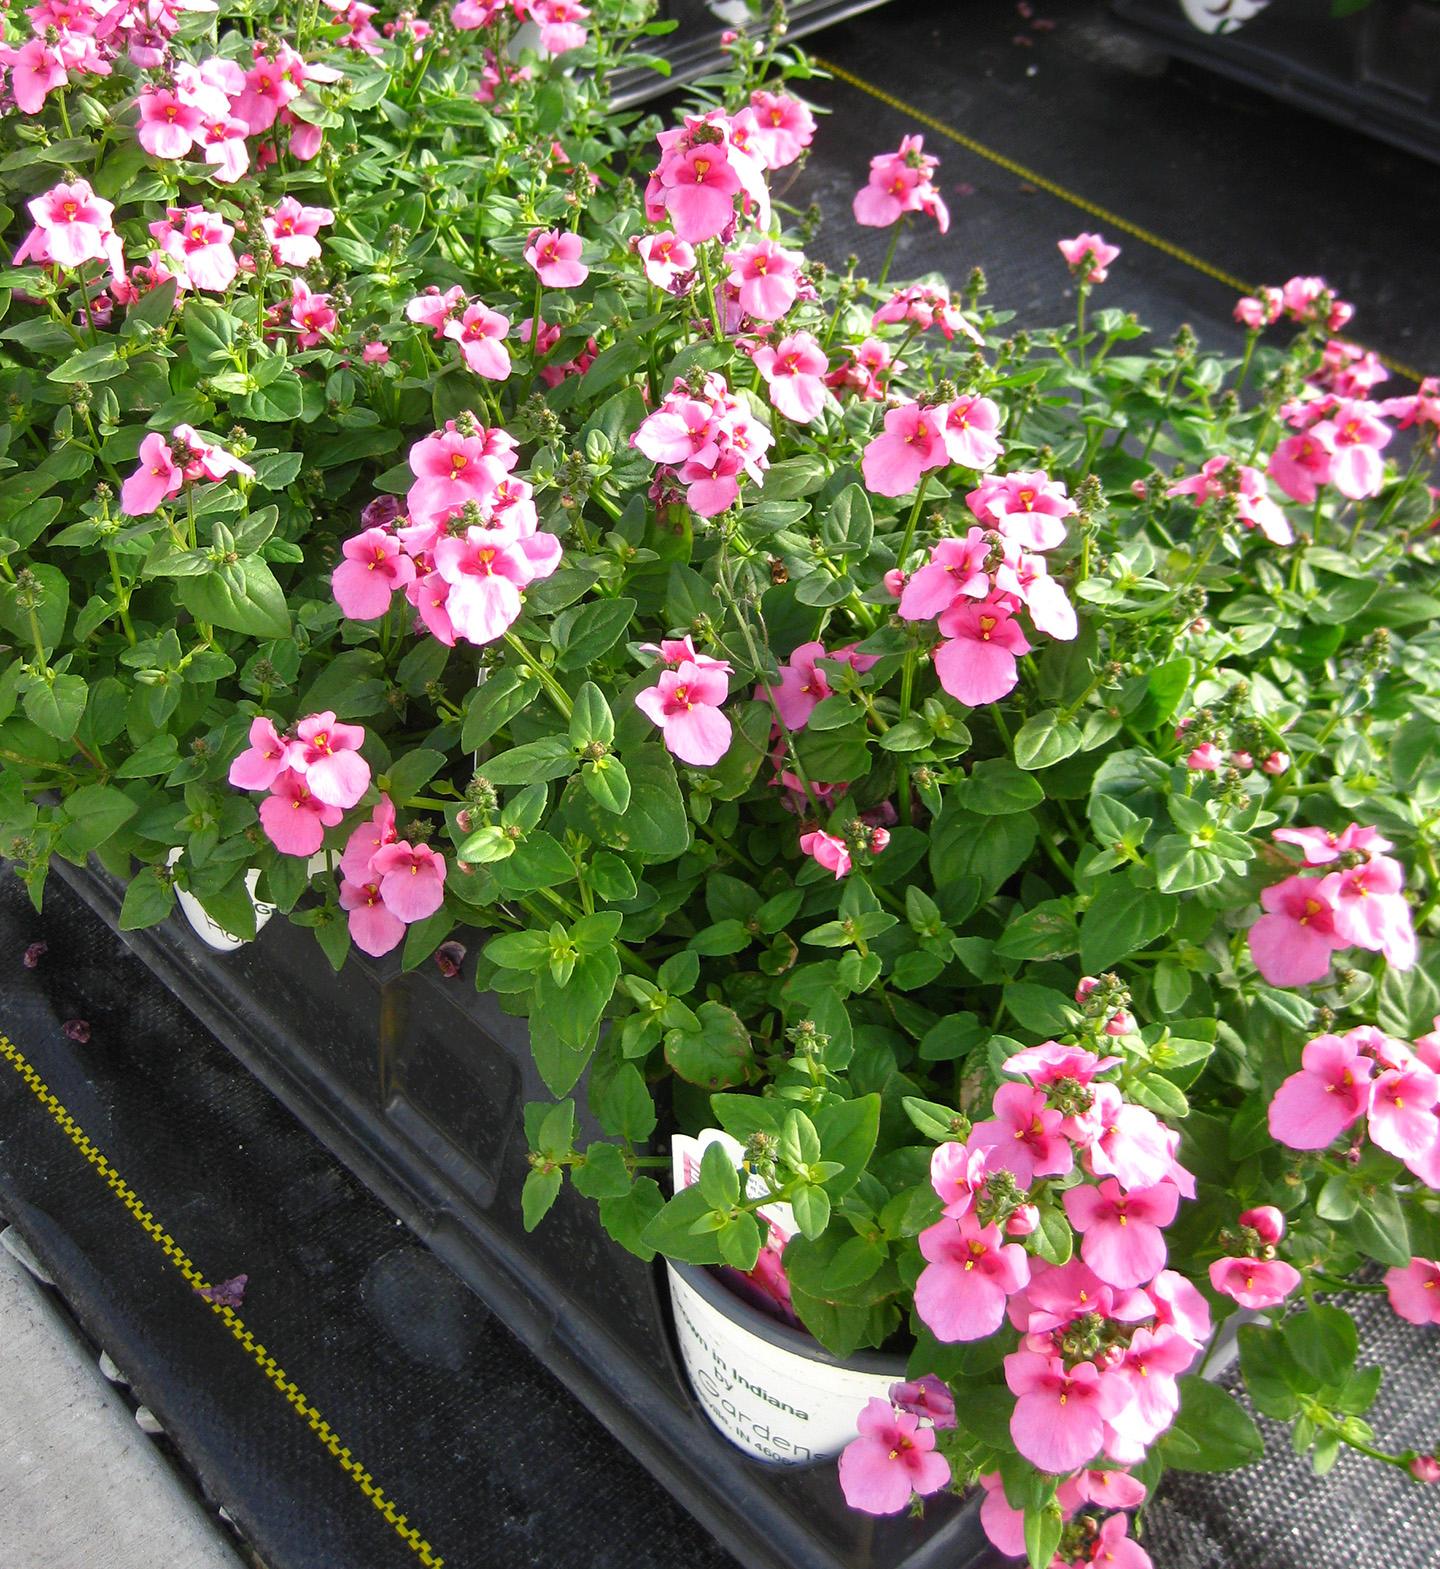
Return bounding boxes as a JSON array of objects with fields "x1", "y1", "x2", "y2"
[
  {"x1": 888, "y1": 1376, "x2": 955, "y2": 1430},
  {"x1": 1004, "y1": 1351, "x2": 1117, "y2": 1474},
  {"x1": 914, "y1": 1214, "x2": 1031, "y2": 1341},
  {"x1": 233, "y1": 54, "x2": 300, "y2": 134},
  {"x1": 406, "y1": 425, "x2": 514, "y2": 520},
  {"x1": 724, "y1": 239, "x2": 804, "y2": 321},
  {"x1": 1086, "y1": 1087, "x2": 1179, "y2": 1192},
  {"x1": 120, "y1": 432, "x2": 184, "y2": 515},
  {"x1": 264, "y1": 197, "x2": 334, "y2": 268},
  {"x1": 531, "y1": 0, "x2": 589, "y2": 54},
  {"x1": 1167, "y1": 456, "x2": 1293, "y2": 546},
  {"x1": 1058, "y1": 232, "x2": 1120, "y2": 282},
  {"x1": 443, "y1": 302, "x2": 511, "y2": 380},
  {"x1": 154, "y1": 206, "x2": 236, "y2": 292},
  {"x1": 1149, "y1": 1269, "x2": 1212, "y2": 1347},
  {"x1": 768, "y1": 641, "x2": 876, "y2": 730},
  {"x1": 16, "y1": 180, "x2": 117, "y2": 271},
  {"x1": 1369, "y1": 1058, "x2": 1440, "y2": 1161},
  {"x1": 933, "y1": 600, "x2": 1031, "y2": 707},
  {"x1": 363, "y1": 341, "x2": 389, "y2": 365},
  {"x1": 837, "y1": 1399, "x2": 950, "y2": 1515},
  {"x1": 1082, "y1": 1514, "x2": 1153, "y2": 1569},
  {"x1": 659, "y1": 144, "x2": 743, "y2": 243},
  {"x1": 1234, "y1": 287, "x2": 1283, "y2": 329},
  {"x1": 1263, "y1": 750, "x2": 1290, "y2": 775},
  {"x1": 258, "y1": 769, "x2": 343, "y2": 856},
  {"x1": 970, "y1": 1082, "x2": 1073, "y2": 1186},
  {"x1": 633, "y1": 395, "x2": 717, "y2": 464},
  {"x1": 339, "y1": 878, "x2": 405, "y2": 956},
  {"x1": 1112, "y1": 1324, "x2": 1194, "y2": 1441},
  {"x1": 640, "y1": 636, "x2": 731, "y2": 673},
  {"x1": 1185, "y1": 742, "x2": 1222, "y2": 772},
  {"x1": 679, "y1": 446, "x2": 743, "y2": 516},
  {"x1": 746, "y1": 89, "x2": 816, "y2": 169},
  {"x1": 228, "y1": 716, "x2": 291, "y2": 792},
  {"x1": 332, "y1": 527, "x2": 417, "y2": 620},
  {"x1": 1319, "y1": 399, "x2": 1391, "y2": 500},
  {"x1": 967, "y1": 469, "x2": 1075, "y2": 550},
  {"x1": 1268, "y1": 1031, "x2": 1375, "y2": 1149},
  {"x1": 1209, "y1": 1256, "x2": 1302, "y2": 1310},
  {"x1": 1268, "y1": 429, "x2": 1335, "y2": 504},
  {"x1": 799, "y1": 829, "x2": 851, "y2": 879},
  {"x1": 407, "y1": 285, "x2": 466, "y2": 334},
  {"x1": 1411, "y1": 1455, "x2": 1440, "y2": 1484},
  {"x1": 340, "y1": 796, "x2": 398, "y2": 882},
  {"x1": 852, "y1": 135, "x2": 948, "y2": 232},
  {"x1": 433, "y1": 526, "x2": 561, "y2": 646},
  {"x1": 290, "y1": 711, "x2": 370, "y2": 809},
  {"x1": 288, "y1": 279, "x2": 336, "y2": 345},
  {"x1": 371, "y1": 841, "x2": 447, "y2": 922},
  {"x1": 939, "y1": 395, "x2": 1003, "y2": 470},
  {"x1": 138, "y1": 88, "x2": 206, "y2": 158},
  {"x1": 524, "y1": 228, "x2": 588, "y2": 288},
  {"x1": 752, "y1": 332, "x2": 828, "y2": 423},
  {"x1": 861, "y1": 401, "x2": 948, "y2": 497},
  {"x1": 1384, "y1": 1259, "x2": 1440, "y2": 1326},
  {"x1": 1248, "y1": 874, "x2": 1344, "y2": 987},
  {"x1": 634, "y1": 660, "x2": 732, "y2": 767},
  {"x1": 1063, "y1": 1180, "x2": 1179, "y2": 1289},
  {"x1": 1326, "y1": 854, "x2": 1416, "y2": 968},
  {"x1": 1273, "y1": 822, "x2": 1391, "y2": 865},
  {"x1": 636, "y1": 232, "x2": 696, "y2": 291},
  {"x1": 2, "y1": 39, "x2": 69, "y2": 115},
  {"x1": 1238, "y1": 1206, "x2": 1286, "y2": 1246}
]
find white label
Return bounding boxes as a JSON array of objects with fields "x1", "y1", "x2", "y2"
[
  {"x1": 166, "y1": 849, "x2": 328, "y2": 952},
  {"x1": 667, "y1": 1129, "x2": 900, "y2": 1463},
  {"x1": 1179, "y1": 0, "x2": 1270, "y2": 36}
]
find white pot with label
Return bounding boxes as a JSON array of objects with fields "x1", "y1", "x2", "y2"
[
  {"x1": 666, "y1": 1257, "x2": 906, "y2": 1465},
  {"x1": 165, "y1": 848, "x2": 328, "y2": 952}
]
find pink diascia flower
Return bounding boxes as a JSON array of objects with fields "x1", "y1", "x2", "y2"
[
  {"x1": 1268, "y1": 1031, "x2": 1376, "y2": 1150},
  {"x1": 1384, "y1": 1259, "x2": 1440, "y2": 1326},
  {"x1": 635, "y1": 232, "x2": 696, "y2": 291},
  {"x1": 228, "y1": 716, "x2": 292, "y2": 792},
  {"x1": 1319, "y1": 398, "x2": 1392, "y2": 500},
  {"x1": 933, "y1": 599, "x2": 1031, "y2": 708},
  {"x1": 1, "y1": 38, "x2": 69, "y2": 116},
  {"x1": 137, "y1": 88, "x2": 206, "y2": 158},
  {"x1": 258, "y1": 769, "x2": 344, "y2": 856},
  {"x1": 524, "y1": 228, "x2": 588, "y2": 288},
  {"x1": 152, "y1": 205, "x2": 237, "y2": 292},
  {"x1": 288, "y1": 279, "x2": 337, "y2": 346},
  {"x1": 1247, "y1": 873, "x2": 1344, "y2": 987},
  {"x1": 861, "y1": 401, "x2": 948, "y2": 497},
  {"x1": 288, "y1": 711, "x2": 371, "y2": 809},
  {"x1": 1234, "y1": 286, "x2": 1283, "y2": 329},
  {"x1": 1004, "y1": 1350, "x2": 1118, "y2": 1474},
  {"x1": 14, "y1": 179, "x2": 123, "y2": 276},
  {"x1": 770, "y1": 641, "x2": 878, "y2": 730},
  {"x1": 443, "y1": 301, "x2": 512, "y2": 380},
  {"x1": 940, "y1": 395, "x2": 1004, "y2": 470},
  {"x1": 969, "y1": 1082, "x2": 1073, "y2": 1186},
  {"x1": 1268, "y1": 428, "x2": 1335, "y2": 505},
  {"x1": 340, "y1": 796, "x2": 398, "y2": 883},
  {"x1": 120, "y1": 432, "x2": 184, "y2": 516},
  {"x1": 1058, "y1": 232, "x2": 1120, "y2": 282},
  {"x1": 1063, "y1": 1179, "x2": 1179, "y2": 1289},
  {"x1": 339, "y1": 878, "x2": 406, "y2": 957},
  {"x1": 837, "y1": 1398, "x2": 951, "y2": 1515},
  {"x1": 264, "y1": 197, "x2": 335, "y2": 268},
  {"x1": 724, "y1": 238, "x2": 804, "y2": 321},
  {"x1": 752, "y1": 332, "x2": 829, "y2": 423},
  {"x1": 852, "y1": 134, "x2": 948, "y2": 232},
  {"x1": 432, "y1": 524, "x2": 562, "y2": 646},
  {"x1": 634, "y1": 660, "x2": 732, "y2": 767},
  {"x1": 332, "y1": 526, "x2": 417, "y2": 620},
  {"x1": 914, "y1": 1214, "x2": 1031, "y2": 1341},
  {"x1": 370, "y1": 840, "x2": 447, "y2": 922},
  {"x1": 799, "y1": 829, "x2": 851, "y2": 879},
  {"x1": 889, "y1": 1376, "x2": 955, "y2": 1429},
  {"x1": 530, "y1": 0, "x2": 590, "y2": 54},
  {"x1": 744, "y1": 89, "x2": 816, "y2": 168},
  {"x1": 1167, "y1": 456, "x2": 1293, "y2": 546},
  {"x1": 966, "y1": 468, "x2": 1076, "y2": 550},
  {"x1": 1208, "y1": 1255, "x2": 1302, "y2": 1310}
]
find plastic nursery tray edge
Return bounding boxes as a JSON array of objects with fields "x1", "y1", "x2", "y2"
[{"x1": 51, "y1": 856, "x2": 999, "y2": 1569}]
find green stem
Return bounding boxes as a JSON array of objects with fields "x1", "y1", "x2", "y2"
[
  {"x1": 896, "y1": 475, "x2": 929, "y2": 570},
  {"x1": 502, "y1": 631, "x2": 572, "y2": 719},
  {"x1": 877, "y1": 217, "x2": 906, "y2": 291},
  {"x1": 697, "y1": 243, "x2": 724, "y2": 341}
]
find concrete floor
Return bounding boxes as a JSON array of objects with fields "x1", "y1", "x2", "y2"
[{"x1": 0, "y1": 1234, "x2": 239, "y2": 1569}]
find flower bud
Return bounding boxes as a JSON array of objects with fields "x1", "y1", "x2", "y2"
[
  {"x1": 1238, "y1": 1206, "x2": 1285, "y2": 1246},
  {"x1": 1410, "y1": 1455, "x2": 1440, "y2": 1483}
]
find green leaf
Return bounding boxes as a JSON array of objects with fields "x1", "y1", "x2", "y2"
[
  {"x1": 1285, "y1": 1306, "x2": 1358, "y2": 1385},
  {"x1": 1014, "y1": 711, "x2": 1083, "y2": 770},
  {"x1": 1161, "y1": 1377, "x2": 1264, "y2": 1472},
  {"x1": 813, "y1": 1094, "x2": 881, "y2": 1196},
  {"x1": 600, "y1": 1177, "x2": 664, "y2": 1261},
  {"x1": 554, "y1": 597, "x2": 636, "y2": 671},
  {"x1": 177, "y1": 558, "x2": 290, "y2": 638},
  {"x1": 930, "y1": 805, "x2": 1035, "y2": 901},
  {"x1": 482, "y1": 736, "x2": 576, "y2": 785},
  {"x1": 58, "y1": 783, "x2": 137, "y2": 856},
  {"x1": 639, "y1": 1184, "x2": 725, "y2": 1266},
  {"x1": 953, "y1": 757, "x2": 1044, "y2": 815},
  {"x1": 569, "y1": 682, "x2": 615, "y2": 748},
  {"x1": 119, "y1": 868, "x2": 177, "y2": 930},
  {"x1": 790, "y1": 1183, "x2": 831, "y2": 1240},
  {"x1": 23, "y1": 673, "x2": 86, "y2": 740},
  {"x1": 462, "y1": 670, "x2": 540, "y2": 750},
  {"x1": 383, "y1": 748, "x2": 446, "y2": 801},
  {"x1": 522, "y1": 1167, "x2": 563, "y2": 1231},
  {"x1": 581, "y1": 755, "x2": 630, "y2": 814},
  {"x1": 1340, "y1": 1186, "x2": 1411, "y2": 1268},
  {"x1": 588, "y1": 1059, "x2": 656, "y2": 1141},
  {"x1": 664, "y1": 1001, "x2": 753, "y2": 1089},
  {"x1": 1023, "y1": 1503, "x2": 1064, "y2": 1569},
  {"x1": 698, "y1": 1141, "x2": 741, "y2": 1208},
  {"x1": 562, "y1": 746, "x2": 689, "y2": 860},
  {"x1": 1080, "y1": 870, "x2": 1177, "y2": 970},
  {"x1": 1238, "y1": 1324, "x2": 1308, "y2": 1419},
  {"x1": 571, "y1": 1141, "x2": 633, "y2": 1200},
  {"x1": 50, "y1": 343, "x2": 126, "y2": 383}
]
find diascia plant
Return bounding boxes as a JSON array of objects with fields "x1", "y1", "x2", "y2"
[{"x1": 3, "y1": 1, "x2": 1439, "y2": 1561}]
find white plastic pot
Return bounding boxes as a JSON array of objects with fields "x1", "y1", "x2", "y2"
[
  {"x1": 165, "y1": 849, "x2": 328, "y2": 952},
  {"x1": 666, "y1": 1258, "x2": 905, "y2": 1465}
]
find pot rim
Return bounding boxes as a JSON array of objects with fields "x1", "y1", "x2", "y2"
[{"x1": 666, "y1": 1258, "x2": 909, "y2": 1377}]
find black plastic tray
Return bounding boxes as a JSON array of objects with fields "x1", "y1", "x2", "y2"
[
  {"x1": 613, "y1": 0, "x2": 892, "y2": 105},
  {"x1": 1112, "y1": 0, "x2": 1440, "y2": 165},
  {"x1": 53, "y1": 857, "x2": 997, "y2": 1569}
]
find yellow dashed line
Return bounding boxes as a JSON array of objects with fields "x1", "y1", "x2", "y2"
[
  {"x1": 0, "y1": 1029, "x2": 444, "y2": 1569},
  {"x1": 814, "y1": 56, "x2": 1427, "y2": 386}
]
